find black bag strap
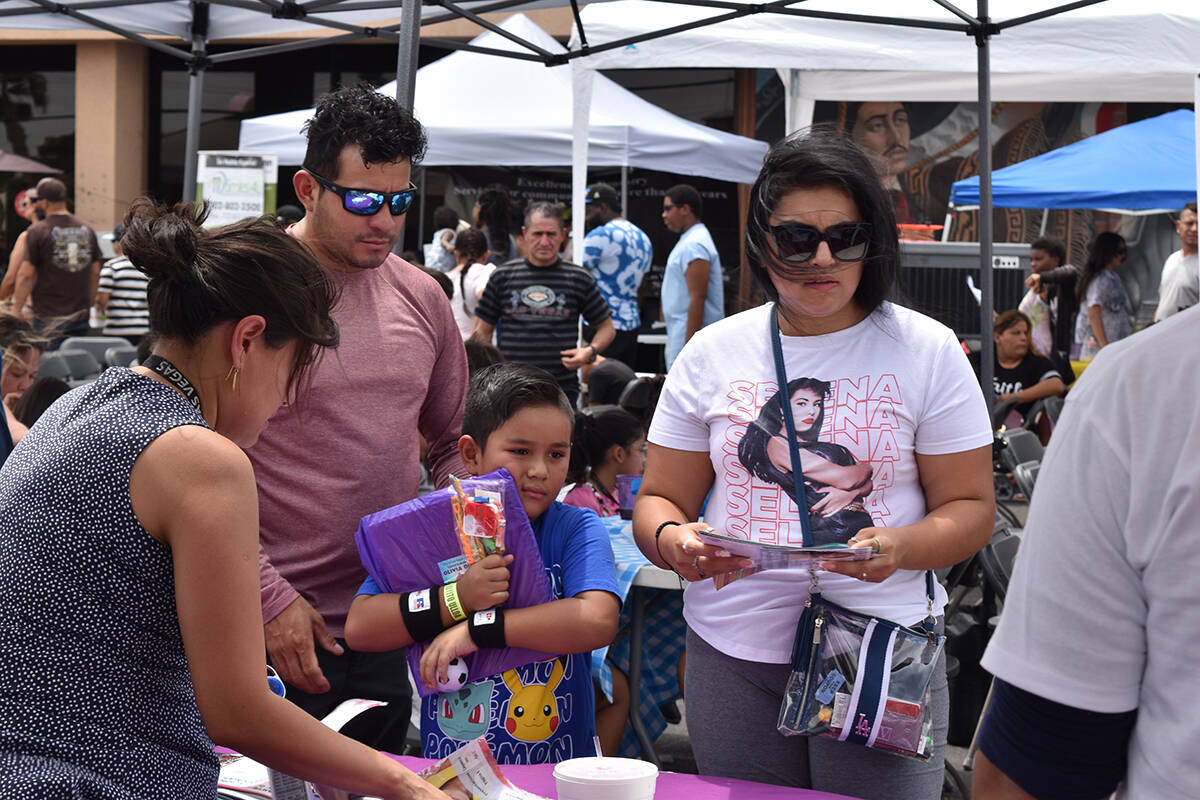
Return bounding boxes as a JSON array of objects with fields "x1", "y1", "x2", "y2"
[{"x1": 769, "y1": 307, "x2": 936, "y2": 631}]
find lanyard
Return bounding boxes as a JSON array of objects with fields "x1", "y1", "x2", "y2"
[
  {"x1": 142, "y1": 354, "x2": 202, "y2": 416},
  {"x1": 768, "y1": 306, "x2": 937, "y2": 620}
]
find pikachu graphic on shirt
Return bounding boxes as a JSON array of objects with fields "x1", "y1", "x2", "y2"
[{"x1": 501, "y1": 658, "x2": 564, "y2": 742}]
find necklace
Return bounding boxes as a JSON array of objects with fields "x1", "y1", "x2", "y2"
[
  {"x1": 142, "y1": 354, "x2": 202, "y2": 415},
  {"x1": 590, "y1": 472, "x2": 617, "y2": 503}
]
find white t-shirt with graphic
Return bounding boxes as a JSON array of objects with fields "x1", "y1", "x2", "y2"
[{"x1": 649, "y1": 303, "x2": 991, "y2": 663}]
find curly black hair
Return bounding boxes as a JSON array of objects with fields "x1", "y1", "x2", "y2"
[{"x1": 301, "y1": 83, "x2": 428, "y2": 180}]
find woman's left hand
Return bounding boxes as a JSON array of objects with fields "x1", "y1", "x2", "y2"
[{"x1": 819, "y1": 528, "x2": 907, "y2": 583}]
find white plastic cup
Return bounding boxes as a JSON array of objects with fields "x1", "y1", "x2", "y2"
[{"x1": 553, "y1": 757, "x2": 658, "y2": 800}]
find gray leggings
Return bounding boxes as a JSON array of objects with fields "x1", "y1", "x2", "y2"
[{"x1": 685, "y1": 626, "x2": 948, "y2": 800}]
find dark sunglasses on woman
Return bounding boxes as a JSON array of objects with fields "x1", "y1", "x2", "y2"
[
  {"x1": 770, "y1": 221, "x2": 873, "y2": 264},
  {"x1": 306, "y1": 169, "x2": 417, "y2": 216}
]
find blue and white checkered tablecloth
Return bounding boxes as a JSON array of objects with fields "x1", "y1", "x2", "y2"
[{"x1": 591, "y1": 516, "x2": 687, "y2": 758}]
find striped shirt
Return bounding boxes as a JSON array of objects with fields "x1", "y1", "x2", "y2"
[
  {"x1": 98, "y1": 256, "x2": 150, "y2": 338},
  {"x1": 475, "y1": 257, "x2": 611, "y2": 399}
]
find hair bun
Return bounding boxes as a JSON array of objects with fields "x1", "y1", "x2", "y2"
[{"x1": 120, "y1": 199, "x2": 208, "y2": 284}]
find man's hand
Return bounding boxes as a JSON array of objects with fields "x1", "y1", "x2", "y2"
[
  {"x1": 560, "y1": 344, "x2": 595, "y2": 370},
  {"x1": 1024, "y1": 273, "x2": 1042, "y2": 292},
  {"x1": 264, "y1": 595, "x2": 343, "y2": 694},
  {"x1": 456, "y1": 553, "x2": 512, "y2": 614}
]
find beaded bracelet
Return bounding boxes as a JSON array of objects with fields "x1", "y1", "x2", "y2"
[{"x1": 654, "y1": 520, "x2": 683, "y2": 574}]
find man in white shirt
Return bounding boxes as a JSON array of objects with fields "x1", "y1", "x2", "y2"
[
  {"x1": 974, "y1": 308, "x2": 1200, "y2": 800},
  {"x1": 660, "y1": 184, "x2": 723, "y2": 370},
  {"x1": 1153, "y1": 201, "x2": 1197, "y2": 321}
]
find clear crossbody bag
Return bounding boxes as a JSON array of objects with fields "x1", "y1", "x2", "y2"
[{"x1": 766, "y1": 309, "x2": 944, "y2": 761}]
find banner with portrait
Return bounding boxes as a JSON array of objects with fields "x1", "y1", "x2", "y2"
[{"x1": 813, "y1": 100, "x2": 1189, "y2": 265}]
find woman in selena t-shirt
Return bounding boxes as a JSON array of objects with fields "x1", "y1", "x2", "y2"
[{"x1": 630, "y1": 132, "x2": 993, "y2": 799}]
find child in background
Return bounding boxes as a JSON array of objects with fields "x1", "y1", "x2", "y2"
[
  {"x1": 426, "y1": 207, "x2": 460, "y2": 272},
  {"x1": 447, "y1": 228, "x2": 496, "y2": 342},
  {"x1": 563, "y1": 407, "x2": 646, "y2": 518},
  {"x1": 345, "y1": 363, "x2": 620, "y2": 763},
  {"x1": 562, "y1": 406, "x2": 643, "y2": 755}
]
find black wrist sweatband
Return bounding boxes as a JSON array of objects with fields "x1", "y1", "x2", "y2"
[
  {"x1": 399, "y1": 588, "x2": 446, "y2": 642},
  {"x1": 467, "y1": 607, "x2": 506, "y2": 649}
]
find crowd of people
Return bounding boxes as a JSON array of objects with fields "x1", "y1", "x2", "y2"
[
  {"x1": 974, "y1": 200, "x2": 1196, "y2": 445},
  {"x1": 0, "y1": 79, "x2": 1196, "y2": 800}
]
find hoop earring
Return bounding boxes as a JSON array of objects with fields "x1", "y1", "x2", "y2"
[{"x1": 225, "y1": 364, "x2": 239, "y2": 393}]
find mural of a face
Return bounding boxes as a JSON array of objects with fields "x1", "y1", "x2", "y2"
[
  {"x1": 437, "y1": 680, "x2": 494, "y2": 741},
  {"x1": 851, "y1": 102, "x2": 911, "y2": 180}
]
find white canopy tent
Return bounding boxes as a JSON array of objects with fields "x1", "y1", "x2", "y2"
[
  {"x1": 6, "y1": 0, "x2": 1200, "y2": 408},
  {"x1": 572, "y1": 0, "x2": 1200, "y2": 109},
  {"x1": 238, "y1": 13, "x2": 767, "y2": 183},
  {"x1": 0, "y1": 0, "x2": 614, "y2": 200},
  {"x1": 564, "y1": 0, "x2": 1200, "y2": 402}
]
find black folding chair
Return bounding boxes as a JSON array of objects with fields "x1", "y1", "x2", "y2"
[
  {"x1": 36, "y1": 351, "x2": 72, "y2": 380},
  {"x1": 104, "y1": 344, "x2": 138, "y2": 368},
  {"x1": 963, "y1": 526, "x2": 1022, "y2": 770},
  {"x1": 57, "y1": 349, "x2": 103, "y2": 381}
]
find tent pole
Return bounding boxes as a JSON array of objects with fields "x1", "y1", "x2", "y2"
[
  {"x1": 395, "y1": 0, "x2": 421, "y2": 109},
  {"x1": 1039, "y1": 208, "x2": 1049, "y2": 235},
  {"x1": 941, "y1": 210, "x2": 953, "y2": 242},
  {"x1": 418, "y1": 167, "x2": 428, "y2": 256},
  {"x1": 975, "y1": 0, "x2": 995, "y2": 419},
  {"x1": 620, "y1": 166, "x2": 628, "y2": 216},
  {"x1": 181, "y1": 2, "x2": 209, "y2": 204},
  {"x1": 570, "y1": 65, "x2": 594, "y2": 266},
  {"x1": 393, "y1": 0, "x2": 421, "y2": 254}
]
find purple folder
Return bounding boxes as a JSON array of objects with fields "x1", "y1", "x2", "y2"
[{"x1": 355, "y1": 468, "x2": 555, "y2": 697}]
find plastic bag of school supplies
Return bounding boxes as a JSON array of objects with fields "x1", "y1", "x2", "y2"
[{"x1": 355, "y1": 468, "x2": 555, "y2": 697}]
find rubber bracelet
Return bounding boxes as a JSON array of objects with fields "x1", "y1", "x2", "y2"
[
  {"x1": 443, "y1": 581, "x2": 467, "y2": 622},
  {"x1": 586, "y1": 344, "x2": 598, "y2": 364},
  {"x1": 399, "y1": 589, "x2": 447, "y2": 642},
  {"x1": 467, "y1": 607, "x2": 506, "y2": 649},
  {"x1": 654, "y1": 520, "x2": 683, "y2": 570}
]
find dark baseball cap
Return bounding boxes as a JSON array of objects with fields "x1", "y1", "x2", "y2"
[
  {"x1": 585, "y1": 183, "x2": 620, "y2": 211},
  {"x1": 586, "y1": 358, "x2": 636, "y2": 406}
]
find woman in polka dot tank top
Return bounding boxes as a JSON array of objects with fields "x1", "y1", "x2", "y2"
[{"x1": 0, "y1": 200, "x2": 449, "y2": 800}]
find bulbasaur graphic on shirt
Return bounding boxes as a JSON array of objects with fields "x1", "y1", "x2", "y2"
[{"x1": 421, "y1": 654, "x2": 594, "y2": 764}]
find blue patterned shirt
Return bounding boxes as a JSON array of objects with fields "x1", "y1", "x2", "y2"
[{"x1": 582, "y1": 219, "x2": 653, "y2": 332}]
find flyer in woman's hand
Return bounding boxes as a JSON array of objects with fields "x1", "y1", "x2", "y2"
[{"x1": 696, "y1": 529, "x2": 876, "y2": 589}]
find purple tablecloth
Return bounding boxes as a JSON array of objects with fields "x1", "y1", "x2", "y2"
[{"x1": 389, "y1": 755, "x2": 862, "y2": 799}]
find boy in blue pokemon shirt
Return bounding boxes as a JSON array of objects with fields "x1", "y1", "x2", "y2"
[{"x1": 346, "y1": 363, "x2": 620, "y2": 763}]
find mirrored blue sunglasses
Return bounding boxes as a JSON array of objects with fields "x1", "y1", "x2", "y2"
[{"x1": 306, "y1": 169, "x2": 416, "y2": 216}]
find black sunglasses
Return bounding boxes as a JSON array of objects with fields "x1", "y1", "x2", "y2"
[
  {"x1": 769, "y1": 221, "x2": 873, "y2": 264},
  {"x1": 306, "y1": 169, "x2": 416, "y2": 217}
]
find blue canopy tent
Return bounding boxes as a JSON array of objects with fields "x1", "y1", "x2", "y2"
[{"x1": 949, "y1": 109, "x2": 1197, "y2": 213}]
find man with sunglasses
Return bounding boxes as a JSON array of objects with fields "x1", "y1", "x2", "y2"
[
  {"x1": 247, "y1": 84, "x2": 468, "y2": 753},
  {"x1": 661, "y1": 184, "x2": 724, "y2": 370}
]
